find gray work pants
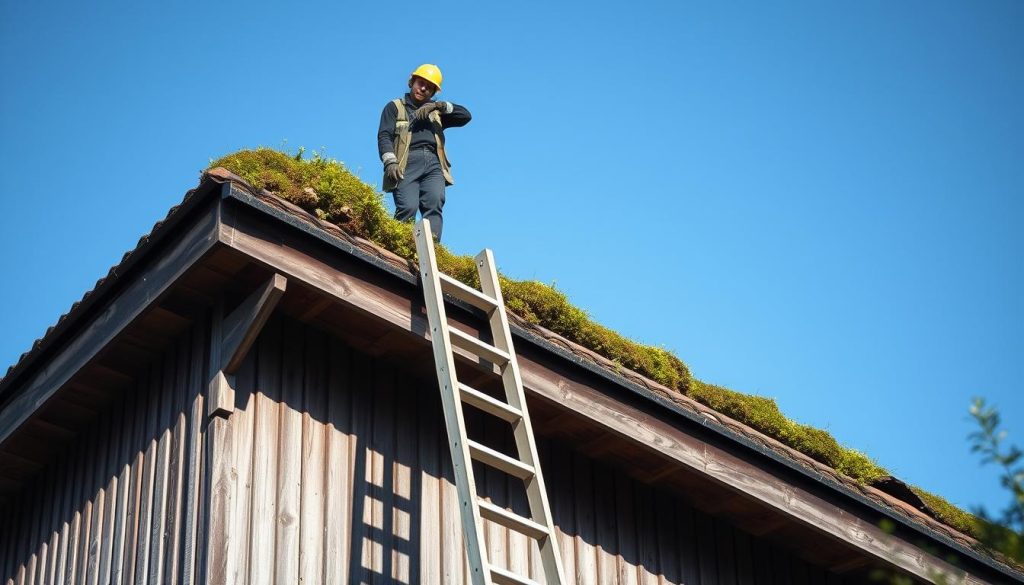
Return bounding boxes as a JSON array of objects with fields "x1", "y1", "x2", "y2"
[{"x1": 392, "y1": 146, "x2": 446, "y2": 240}]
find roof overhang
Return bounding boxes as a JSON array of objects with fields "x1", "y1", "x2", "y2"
[{"x1": 0, "y1": 171, "x2": 1019, "y2": 584}]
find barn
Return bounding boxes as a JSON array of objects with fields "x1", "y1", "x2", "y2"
[{"x1": 1, "y1": 168, "x2": 1020, "y2": 584}]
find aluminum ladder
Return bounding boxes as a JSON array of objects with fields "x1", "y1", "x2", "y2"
[{"x1": 414, "y1": 219, "x2": 568, "y2": 585}]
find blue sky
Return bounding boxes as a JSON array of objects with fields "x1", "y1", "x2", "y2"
[{"x1": 1, "y1": 1, "x2": 1021, "y2": 520}]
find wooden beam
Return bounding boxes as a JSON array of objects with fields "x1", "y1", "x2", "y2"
[
  {"x1": 216, "y1": 202, "x2": 994, "y2": 585},
  {"x1": 0, "y1": 201, "x2": 221, "y2": 447},
  {"x1": 220, "y1": 273, "x2": 287, "y2": 375},
  {"x1": 207, "y1": 273, "x2": 287, "y2": 417}
]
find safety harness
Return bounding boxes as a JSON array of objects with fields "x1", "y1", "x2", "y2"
[{"x1": 384, "y1": 98, "x2": 454, "y2": 192}]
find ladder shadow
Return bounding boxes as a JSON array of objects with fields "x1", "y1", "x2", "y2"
[{"x1": 346, "y1": 361, "x2": 423, "y2": 585}]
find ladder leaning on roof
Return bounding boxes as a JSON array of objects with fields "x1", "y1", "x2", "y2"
[{"x1": 414, "y1": 219, "x2": 568, "y2": 585}]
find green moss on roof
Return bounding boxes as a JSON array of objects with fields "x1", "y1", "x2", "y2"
[
  {"x1": 207, "y1": 147, "x2": 991, "y2": 546},
  {"x1": 209, "y1": 148, "x2": 691, "y2": 392},
  {"x1": 914, "y1": 488, "x2": 985, "y2": 537},
  {"x1": 689, "y1": 380, "x2": 887, "y2": 482}
]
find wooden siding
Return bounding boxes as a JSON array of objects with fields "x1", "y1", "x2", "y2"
[
  {"x1": 212, "y1": 315, "x2": 869, "y2": 585},
  {"x1": 3, "y1": 311, "x2": 878, "y2": 584},
  {"x1": 1, "y1": 327, "x2": 206, "y2": 585}
]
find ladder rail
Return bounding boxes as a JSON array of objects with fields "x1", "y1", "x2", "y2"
[
  {"x1": 476, "y1": 248, "x2": 569, "y2": 585},
  {"x1": 416, "y1": 218, "x2": 567, "y2": 585},
  {"x1": 415, "y1": 220, "x2": 492, "y2": 585}
]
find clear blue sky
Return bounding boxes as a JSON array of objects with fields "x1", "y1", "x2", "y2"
[{"x1": 1, "y1": 1, "x2": 1021, "y2": 519}]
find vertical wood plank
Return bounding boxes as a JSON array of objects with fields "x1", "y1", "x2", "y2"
[
  {"x1": 64, "y1": 422, "x2": 87, "y2": 585},
  {"x1": 572, "y1": 452, "x2": 597, "y2": 585},
  {"x1": 749, "y1": 536, "x2": 770, "y2": 585},
  {"x1": 24, "y1": 469, "x2": 42, "y2": 585},
  {"x1": 750, "y1": 534, "x2": 774, "y2": 585},
  {"x1": 348, "y1": 350, "x2": 374, "y2": 585},
  {"x1": 694, "y1": 509, "x2": 717, "y2": 585},
  {"x1": 592, "y1": 463, "x2": 616, "y2": 585},
  {"x1": 789, "y1": 555, "x2": 809, "y2": 585},
  {"x1": 1, "y1": 505, "x2": 8, "y2": 583},
  {"x1": 299, "y1": 328, "x2": 327, "y2": 585},
  {"x1": 615, "y1": 473, "x2": 639, "y2": 585},
  {"x1": 31, "y1": 462, "x2": 52, "y2": 585},
  {"x1": 249, "y1": 316, "x2": 282, "y2": 585},
  {"x1": 324, "y1": 340, "x2": 352, "y2": 584},
  {"x1": 635, "y1": 483, "x2": 659, "y2": 585},
  {"x1": 733, "y1": 529, "x2": 755, "y2": 585},
  {"x1": 205, "y1": 304, "x2": 237, "y2": 585},
  {"x1": 275, "y1": 319, "x2": 304, "y2": 585},
  {"x1": 75, "y1": 412, "x2": 99, "y2": 585},
  {"x1": 548, "y1": 443, "x2": 576, "y2": 585},
  {"x1": 713, "y1": 518, "x2": 737, "y2": 585},
  {"x1": 205, "y1": 416, "x2": 234, "y2": 585},
  {"x1": 44, "y1": 450, "x2": 68, "y2": 585},
  {"x1": 133, "y1": 362, "x2": 162, "y2": 584},
  {"x1": 164, "y1": 335, "x2": 191, "y2": 585},
  {"x1": 527, "y1": 439, "x2": 546, "y2": 583},
  {"x1": 370, "y1": 361, "x2": 396, "y2": 582},
  {"x1": 2, "y1": 504, "x2": 15, "y2": 584},
  {"x1": 181, "y1": 323, "x2": 206, "y2": 585},
  {"x1": 13, "y1": 490, "x2": 28, "y2": 585},
  {"x1": 111, "y1": 380, "x2": 138, "y2": 585},
  {"x1": 653, "y1": 490, "x2": 679, "y2": 585},
  {"x1": 97, "y1": 394, "x2": 122, "y2": 585},
  {"x1": 439, "y1": 405, "x2": 466, "y2": 585},
  {"x1": 769, "y1": 543, "x2": 791, "y2": 585},
  {"x1": 84, "y1": 409, "x2": 108, "y2": 585},
  {"x1": 417, "y1": 363, "x2": 442, "y2": 585},
  {"x1": 55, "y1": 438, "x2": 75, "y2": 585},
  {"x1": 148, "y1": 347, "x2": 176, "y2": 585},
  {"x1": 392, "y1": 369, "x2": 418, "y2": 585},
  {"x1": 230, "y1": 341, "x2": 257, "y2": 585},
  {"x1": 125, "y1": 371, "x2": 152, "y2": 585},
  {"x1": 675, "y1": 500, "x2": 699, "y2": 585}
]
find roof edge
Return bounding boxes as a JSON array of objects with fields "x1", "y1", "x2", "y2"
[{"x1": 0, "y1": 177, "x2": 223, "y2": 403}]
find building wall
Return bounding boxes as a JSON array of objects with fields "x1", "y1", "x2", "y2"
[
  {"x1": 3, "y1": 313, "x2": 870, "y2": 584},
  {"x1": 217, "y1": 315, "x2": 863, "y2": 585},
  {"x1": 0, "y1": 329, "x2": 206, "y2": 585}
]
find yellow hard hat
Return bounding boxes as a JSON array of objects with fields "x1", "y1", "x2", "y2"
[{"x1": 409, "y1": 63, "x2": 443, "y2": 92}]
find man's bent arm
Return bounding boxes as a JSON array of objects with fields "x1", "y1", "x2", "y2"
[
  {"x1": 440, "y1": 103, "x2": 472, "y2": 129},
  {"x1": 377, "y1": 102, "x2": 398, "y2": 162}
]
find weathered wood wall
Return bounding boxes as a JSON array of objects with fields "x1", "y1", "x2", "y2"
[
  {"x1": 3, "y1": 313, "x2": 870, "y2": 584},
  {"x1": 213, "y1": 315, "x2": 864, "y2": 585},
  {"x1": 0, "y1": 327, "x2": 206, "y2": 585}
]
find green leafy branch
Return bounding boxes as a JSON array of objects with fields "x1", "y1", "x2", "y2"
[{"x1": 968, "y1": 397, "x2": 1024, "y2": 562}]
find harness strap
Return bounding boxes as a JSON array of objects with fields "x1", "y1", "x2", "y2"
[{"x1": 393, "y1": 98, "x2": 411, "y2": 172}]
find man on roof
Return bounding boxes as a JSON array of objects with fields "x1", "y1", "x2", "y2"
[{"x1": 377, "y1": 63, "x2": 472, "y2": 241}]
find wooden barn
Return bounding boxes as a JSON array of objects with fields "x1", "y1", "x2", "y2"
[{"x1": 1, "y1": 169, "x2": 1020, "y2": 584}]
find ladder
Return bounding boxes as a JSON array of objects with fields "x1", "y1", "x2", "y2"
[{"x1": 414, "y1": 219, "x2": 568, "y2": 585}]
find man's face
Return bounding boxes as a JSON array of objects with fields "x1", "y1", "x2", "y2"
[{"x1": 410, "y1": 76, "x2": 438, "y2": 102}]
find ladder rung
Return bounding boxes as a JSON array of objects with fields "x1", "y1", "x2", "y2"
[
  {"x1": 439, "y1": 273, "x2": 499, "y2": 313},
  {"x1": 490, "y1": 566, "x2": 540, "y2": 585},
  {"x1": 468, "y1": 440, "x2": 535, "y2": 480},
  {"x1": 459, "y1": 383, "x2": 523, "y2": 423},
  {"x1": 477, "y1": 499, "x2": 549, "y2": 541},
  {"x1": 450, "y1": 328, "x2": 510, "y2": 366}
]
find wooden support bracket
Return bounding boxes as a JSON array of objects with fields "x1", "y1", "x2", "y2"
[{"x1": 208, "y1": 273, "x2": 287, "y2": 417}]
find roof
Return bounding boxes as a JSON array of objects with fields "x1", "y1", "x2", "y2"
[{"x1": 1, "y1": 167, "x2": 1020, "y2": 582}]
